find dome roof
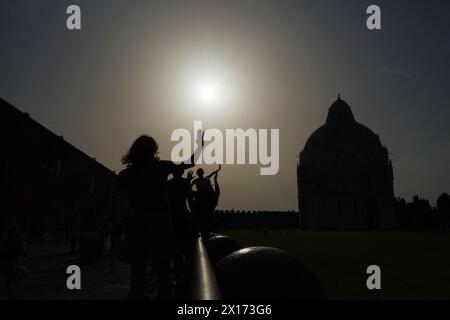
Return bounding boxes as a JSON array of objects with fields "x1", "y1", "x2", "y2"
[
  {"x1": 326, "y1": 96, "x2": 355, "y2": 125},
  {"x1": 303, "y1": 96, "x2": 381, "y2": 152}
]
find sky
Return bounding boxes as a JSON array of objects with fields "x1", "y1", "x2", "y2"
[{"x1": 1, "y1": 0, "x2": 449, "y2": 210}]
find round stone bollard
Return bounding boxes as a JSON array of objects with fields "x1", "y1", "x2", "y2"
[
  {"x1": 205, "y1": 235, "x2": 242, "y2": 265},
  {"x1": 204, "y1": 232, "x2": 221, "y2": 240},
  {"x1": 215, "y1": 247, "x2": 327, "y2": 300}
]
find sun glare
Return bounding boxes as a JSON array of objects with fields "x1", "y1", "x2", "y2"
[
  {"x1": 194, "y1": 80, "x2": 224, "y2": 110},
  {"x1": 197, "y1": 83, "x2": 218, "y2": 105},
  {"x1": 179, "y1": 63, "x2": 234, "y2": 113}
]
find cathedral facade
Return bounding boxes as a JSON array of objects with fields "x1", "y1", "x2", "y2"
[{"x1": 297, "y1": 96, "x2": 395, "y2": 230}]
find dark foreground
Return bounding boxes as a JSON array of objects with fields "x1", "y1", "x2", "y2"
[{"x1": 1, "y1": 231, "x2": 450, "y2": 300}]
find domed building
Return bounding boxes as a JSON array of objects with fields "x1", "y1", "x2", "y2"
[{"x1": 297, "y1": 95, "x2": 395, "y2": 230}]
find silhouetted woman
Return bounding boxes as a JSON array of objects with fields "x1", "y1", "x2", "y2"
[{"x1": 118, "y1": 133, "x2": 203, "y2": 299}]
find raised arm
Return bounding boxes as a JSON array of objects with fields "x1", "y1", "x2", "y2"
[
  {"x1": 205, "y1": 165, "x2": 222, "y2": 179},
  {"x1": 179, "y1": 130, "x2": 204, "y2": 170},
  {"x1": 213, "y1": 171, "x2": 220, "y2": 197}
]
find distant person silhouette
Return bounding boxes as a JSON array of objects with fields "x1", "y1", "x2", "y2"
[
  {"x1": 191, "y1": 165, "x2": 222, "y2": 235},
  {"x1": 192, "y1": 166, "x2": 221, "y2": 194},
  {"x1": 118, "y1": 132, "x2": 203, "y2": 299}
]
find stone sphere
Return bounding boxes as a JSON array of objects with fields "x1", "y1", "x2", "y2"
[
  {"x1": 216, "y1": 247, "x2": 326, "y2": 300},
  {"x1": 204, "y1": 232, "x2": 221, "y2": 240},
  {"x1": 205, "y1": 235, "x2": 242, "y2": 265}
]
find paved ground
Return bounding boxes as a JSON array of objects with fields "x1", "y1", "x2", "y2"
[
  {"x1": 6, "y1": 231, "x2": 448, "y2": 300},
  {"x1": 0, "y1": 241, "x2": 132, "y2": 300}
]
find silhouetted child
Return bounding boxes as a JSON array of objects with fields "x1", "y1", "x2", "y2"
[
  {"x1": 191, "y1": 165, "x2": 221, "y2": 193},
  {"x1": 191, "y1": 166, "x2": 222, "y2": 235}
]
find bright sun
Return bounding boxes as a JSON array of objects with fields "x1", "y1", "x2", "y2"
[
  {"x1": 180, "y1": 67, "x2": 232, "y2": 112},
  {"x1": 196, "y1": 82, "x2": 219, "y2": 106}
]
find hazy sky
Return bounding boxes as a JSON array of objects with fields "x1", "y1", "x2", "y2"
[{"x1": 1, "y1": 0, "x2": 449, "y2": 210}]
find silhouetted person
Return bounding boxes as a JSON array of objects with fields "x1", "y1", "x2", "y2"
[
  {"x1": 167, "y1": 167, "x2": 194, "y2": 289},
  {"x1": 191, "y1": 166, "x2": 221, "y2": 194},
  {"x1": 191, "y1": 166, "x2": 221, "y2": 235},
  {"x1": 167, "y1": 167, "x2": 192, "y2": 235},
  {"x1": 118, "y1": 133, "x2": 203, "y2": 299}
]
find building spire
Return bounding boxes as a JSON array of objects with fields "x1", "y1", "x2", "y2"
[{"x1": 338, "y1": 93, "x2": 341, "y2": 100}]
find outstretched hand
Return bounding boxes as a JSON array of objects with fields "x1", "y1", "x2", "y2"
[
  {"x1": 213, "y1": 164, "x2": 222, "y2": 177},
  {"x1": 183, "y1": 130, "x2": 204, "y2": 169}
]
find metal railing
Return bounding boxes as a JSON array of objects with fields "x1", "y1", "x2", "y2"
[{"x1": 190, "y1": 234, "x2": 222, "y2": 300}]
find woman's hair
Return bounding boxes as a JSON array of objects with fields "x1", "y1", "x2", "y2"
[{"x1": 122, "y1": 135, "x2": 159, "y2": 167}]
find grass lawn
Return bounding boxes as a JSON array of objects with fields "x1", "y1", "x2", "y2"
[{"x1": 222, "y1": 230, "x2": 450, "y2": 300}]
